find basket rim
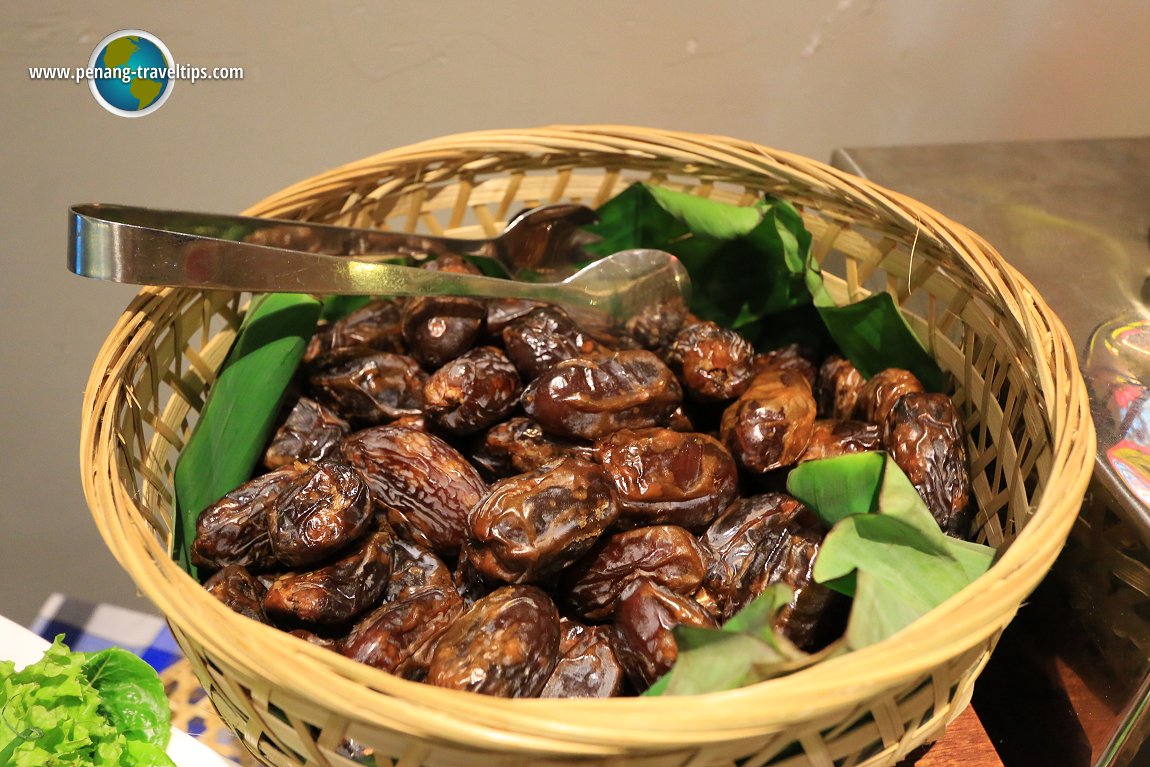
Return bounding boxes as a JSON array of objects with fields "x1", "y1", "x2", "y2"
[{"x1": 81, "y1": 124, "x2": 1097, "y2": 752}]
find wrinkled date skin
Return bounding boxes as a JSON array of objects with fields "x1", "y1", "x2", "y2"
[
  {"x1": 303, "y1": 299, "x2": 405, "y2": 365},
  {"x1": 387, "y1": 540, "x2": 456, "y2": 602},
  {"x1": 753, "y1": 344, "x2": 818, "y2": 389},
  {"x1": 703, "y1": 493, "x2": 838, "y2": 649},
  {"x1": 540, "y1": 618, "x2": 624, "y2": 698},
  {"x1": 667, "y1": 321, "x2": 756, "y2": 403},
  {"x1": 610, "y1": 578, "x2": 716, "y2": 690},
  {"x1": 204, "y1": 564, "x2": 269, "y2": 624},
  {"x1": 471, "y1": 417, "x2": 594, "y2": 479},
  {"x1": 797, "y1": 419, "x2": 884, "y2": 463},
  {"x1": 308, "y1": 351, "x2": 426, "y2": 426},
  {"x1": 564, "y1": 525, "x2": 710, "y2": 621},
  {"x1": 426, "y1": 585, "x2": 561, "y2": 697},
  {"x1": 595, "y1": 428, "x2": 738, "y2": 531},
  {"x1": 192, "y1": 465, "x2": 300, "y2": 571},
  {"x1": 341, "y1": 425, "x2": 487, "y2": 555},
  {"x1": 263, "y1": 397, "x2": 350, "y2": 469},
  {"x1": 340, "y1": 588, "x2": 464, "y2": 677},
  {"x1": 423, "y1": 346, "x2": 522, "y2": 435},
  {"x1": 402, "y1": 255, "x2": 487, "y2": 369},
  {"x1": 485, "y1": 298, "x2": 548, "y2": 338},
  {"x1": 884, "y1": 392, "x2": 974, "y2": 537},
  {"x1": 624, "y1": 297, "x2": 689, "y2": 352},
  {"x1": 523, "y1": 350, "x2": 683, "y2": 441},
  {"x1": 854, "y1": 368, "x2": 925, "y2": 425},
  {"x1": 263, "y1": 530, "x2": 394, "y2": 625},
  {"x1": 267, "y1": 462, "x2": 374, "y2": 568},
  {"x1": 816, "y1": 355, "x2": 864, "y2": 420},
  {"x1": 501, "y1": 306, "x2": 606, "y2": 381},
  {"x1": 720, "y1": 368, "x2": 817, "y2": 473},
  {"x1": 465, "y1": 457, "x2": 619, "y2": 584}
]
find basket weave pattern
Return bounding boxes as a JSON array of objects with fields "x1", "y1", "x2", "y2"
[{"x1": 80, "y1": 126, "x2": 1095, "y2": 767}]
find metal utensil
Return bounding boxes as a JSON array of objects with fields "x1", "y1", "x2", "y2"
[
  {"x1": 67, "y1": 203, "x2": 691, "y2": 333},
  {"x1": 69, "y1": 202, "x2": 600, "y2": 281}
]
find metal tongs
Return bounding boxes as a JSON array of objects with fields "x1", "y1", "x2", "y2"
[{"x1": 67, "y1": 203, "x2": 691, "y2": 333}]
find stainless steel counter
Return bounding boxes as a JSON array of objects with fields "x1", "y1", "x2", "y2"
[{"x1": 833, "y1": 138, "x2": 1150, "y2": 767}]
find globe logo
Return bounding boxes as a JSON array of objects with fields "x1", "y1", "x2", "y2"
[{"x1": 87, "y1": 30, "x2": 173, "y2": 117}]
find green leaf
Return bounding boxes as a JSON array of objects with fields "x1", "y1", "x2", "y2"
[
  {"x1": 83, "y1": 649, "x2": 171, "y2": 750},
  {"x1": 808, "y1": 457, "x2": 995, "y2": 649},
  {"x1": 786, "y1": 452, "x2": 886, "y2": 526},
  {"x1": 172, "y1": 293, "x2": 322, "y2": 576},
  {"x1": 816, "y1": 293, "x2": 947, "y2": 392}
]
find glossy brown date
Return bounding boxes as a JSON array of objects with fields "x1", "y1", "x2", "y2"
[
  {"x1": 387, "y1": 540, "x2": 456, "y2": 602},
  {"x1": 702, "y1": 493, "x2": 838, "y2": 649},
  {"x1": 595, "y1": 428, "x2": 738, "y2": 531},
  {"x1": 401, "y1": 255, "x2": 487, "y2": 369},
  {"x1": 464, "y1": 457, "x2": 619, "y2": 584},
  {"x1": 884, "y1": 392, "x2": 974, "y2": 537},
  {"x1": 853, "y1": 368, "x2": 925, "y2": 425},
  {"x1": 192, "y1": 465, "x2": 300, "y2": 571},
  {"x1": 563, "y1": 525, "x2": 710, "y2": 621},
  {"x1": 501, "y1": 306, "x2": 605, "y2": 381},
  {"x1": 610, "y1": 578, "x2": 716, "y2": 690},
  {"x1": 204, "y1": 564, "x2": 269, "y2": 624},
  {"x1": 816, "y1": 355, "x2": 864, "y2": 420},
  {"x1": 340, "y1": 588, "x2": 464, "y2": 676},
  {"x1": 263, "y1": 530, "x2": 394, "y2": 625},
  {"x1": 267, "y1": 461, "x2": 374, "y2": 568},
  {"x1": 624, "y1": 297, "x2": 689, "y2": 351},
  {"x1": 753, "y1": 343, "x2": 817, "y2": 389},
  {"x1": 522, "y1": 350, "x2": 683, "y2": 441},
  {"x1": 485, "y1": 298, "x2": 548, "y2": 337},
  {"x1": 720, "y1": 368, "x2": 817, "y2": 473},
  {"x1": 796, "y1": 419, "x2": 884, "y2": 463},
  {"x1": 263, "y1": 397, "x2": 350, "y2": 469},
  {"x1": 308, "y1": 351, "x2": 426, "y2": 425},
  {"x1": 426, "y1": 585, "x2": 561, "y2": 697},
  {"x1": 423, "y1": 346, "x2": 522, "y2": 435},
  {"x1": 470, "y1": 417, "x2": 594, "y2": 479},
  {"x1": 540, "y1": 619, "x2": 624, "y2": 699},
  {"x1": 667, "y1": 321, "x2": 755, "y2": 403},
  {"x1": 341, "y1": 425, "x2": 487, "y2": 555},
  {"x1": 303, "y1": 299, "x2": 405, "y2": 365}
]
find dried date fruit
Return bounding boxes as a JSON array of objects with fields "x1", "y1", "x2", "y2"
[
  {"x1": 522, "y1": 350, "x2": 683, "y2": 440},
  {"x1": 341, "y1": 425, "x2": 487, "y2": 555},
  {"x1": 426, "y1": 585, "x2": 561, "y2": 697},
  {"x1": 387, "y1": 540, "x2": 456, "y2": 602},
  {"x1": 288, "y1": 629, "x2": 339, "y2": 650},
  {"x1": 667, "y1": 321, "x2": 755, "y2": 402},
  {"x1": 564, "y1": 525, "x2": 710, "y2": 621},
  {"x1": 264, "y1": 531, "x2": 394, "y2": 625},
  {"x1": 204, "y1": 564, "x2": 269, "y2": 624},
  {"x1": 540, "y1": 619, "x2": 624, "y2": 698},
  {"x1": 423, "y1": 346, "x2": 522, "y2": 435},
  {"x1": 702, "y1": 493, "x2": 839, "y2": 649},
  {"x1": 753, "y1": 343, "x2": 817, "y2": 389},
  {"x1": 853, "y1": 368, "x2": 925, "y2": 425},
  {"x1": 470, "y1": 417, "x2": 594, "y2": 479},
  {"x1": 624, "y1": 297, "x2": 689, "y2": 351},
  {"x1": 884, "y1": 392, "x2": 974, "y2": 537},
  {"x1": 816, "y1": 355, "x2": 864, "y2": 419},
  {"x1": 501, "y1": 306, "x2": 606, "y2": 381},
  {"x1": 267, "y1": 461, "x2": 374, "y2": 568},
  {"x1": 192, "y1": 465, "x2": 299, "y2": 571},
  {"x1": 796, "y1": 419, "x2": 884, "y2": 463},
  {"x1": 401, "y1": 255, "x2": 486, "y2": 369},
  {"x1": 485, "y1": 298, "x2": 548, "y2": 337},
  {"x1": 595, "y1": 428, "x2": 738, "y2": 531},
  {"x1": 340, "y1": 588, "x2": 464, "y2": 676},
  {"x1": 263, "y1": 396, "x2": 350, "y2": 469},
  {"x1": 308, "y1": 351, "x2": 426, "y2": 425},
  {"x1": 464, "y1": 457, "x2": 619, "y2": 584},
  {"x1": 720, "y1": 368, "x2": 817, "y2": 473},
  {"x1": 303, "y1": 299, "x2": 405, "y2": 365},
  {"x1": 610, "y1": 578, "x2": 716, "y2": 690}
]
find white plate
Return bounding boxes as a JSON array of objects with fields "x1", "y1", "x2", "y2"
[{"x1": 0, "y1": 613, "x2": 233, "y2": 767}]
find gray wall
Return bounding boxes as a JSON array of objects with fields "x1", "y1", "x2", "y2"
[{"x1": 3, "y1": 1, "x2": 1148, "y2": 625}]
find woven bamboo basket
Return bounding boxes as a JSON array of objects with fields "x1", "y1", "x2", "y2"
[{"x1": 80, "y1": 125, "x2": 1095, "y2": 767}]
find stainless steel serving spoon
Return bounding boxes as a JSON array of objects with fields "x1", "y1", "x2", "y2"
[{"x1": 67, "y1": 203, "x2": 691, "y2": 333}]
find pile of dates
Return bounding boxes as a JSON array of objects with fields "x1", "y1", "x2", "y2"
[{"x1": 193, "y1": 253, "x2": 973, "y2": 698}]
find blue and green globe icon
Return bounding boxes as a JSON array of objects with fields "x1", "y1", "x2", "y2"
[{"x1": 88, "y1": 30, "x2": 173, "y2": 116}]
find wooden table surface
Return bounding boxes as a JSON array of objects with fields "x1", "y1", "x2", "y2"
[{"x1": 900, "y1": 707, "x2": 1002, "y2": 766}]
